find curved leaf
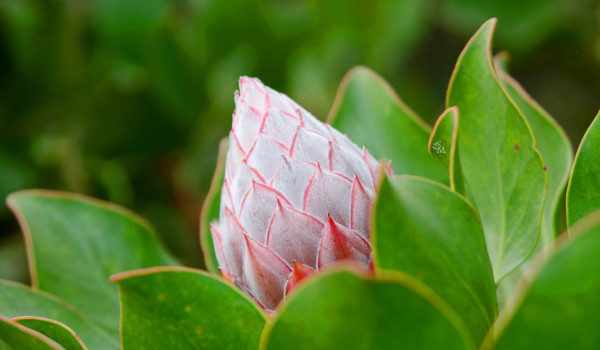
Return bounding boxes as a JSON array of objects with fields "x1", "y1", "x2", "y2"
[
  {"x1": 373, "y1": 175, "x2": 495, "y2": 345},
  {"x1": 0, "y1": 279, "x2": 118, "y2": 349},
  {"x1": 566, "y1": 111, "x2": 600, "y2": 229},
  {"x1": 429, "y1": 107, "x2": 466, "y2": 193},
  {"x1": 7, "y1": 190, "x2": 178, "y2": 338},
  {"x1": 0, "y1": 316, "x2": 62, "y2": 350},
  {"x1": 446, "y1": 19, "x2": 546, "y2": 281},
  {"x1": 260, "y1": 267, "x2": 474, "y2": 350},
  {"x1": 495, "y1": 52, "x2": 573, "y2": 247},
  {"x1": 112, "y1": 266, "x2": 266, "y2": 350},
  {"x1": 490, "y1": 210, "x2": 600, "y2": 349},
  {"x1": 327, "y1": 66, "x2": 448, "y2": 184},
  {"x1": 200, "y1": 137, "x2": 228, "y2": 275},
  {"x1": 493, "y1": 53, "x2": 574, "y2": 307},
  {"x1": 14, "y1": 317, "x2": 86, "y2": 350}
]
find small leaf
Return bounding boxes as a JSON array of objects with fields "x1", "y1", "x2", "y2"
[
  {"x1": 566, "y1": 111, "x2": 600, "y2": 229},
  {"x1": 200, "y1": 137, "x2": 228, "y2": 275},
  {"x1": 0, "y1": 316, "x2": 62, "y2": 350},
  {"x1": 327, "y1": 66, "x2": 448, "y2": 184},
  {"x1": 0, "y1": 279, "x2": 118, "y2": 349},
  {"x1": 373, "y1": 175, "x2": 496, "y2": 345},
  {"x1": 446, "y1": 19, "x2": 546, "y2": 281},
  {"x1": 112, "y1": 267, "x2": 266, "y2": 350},
  {"x1": 260, "y1": 267, "x2": 474, "y2": 350},
  {"x1": 7, "y1": 190, "x2": 178, "y2": 338},
  {"x1": 490, "y1": 210, "x2": 600, "y2": 349},
  {"x1": 14, "y1": 317, "x2": 86, "y2": 350},
  {"x1": 495, "y1": 52, "x2": 573, "y2": 247},
  {"x1": 428, "y1": 107, "x2": 466, "y2": 193}
]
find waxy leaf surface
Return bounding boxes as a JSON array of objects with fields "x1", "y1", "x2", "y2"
[
  {"x1": 15, "y1": 317, "x2": 86, "y2": 350},
  {"x1": 0, "y1": 316, "x2": 62, "y2": 350},
  {"x1": 493, "y1": 54, "x2": 573, "y2": 306},
  {"x1": 429, "y1": 107, "x2": 466, "y2": 193},
  {"x1": 113, "y1": 267, "x2": 266, "y2": 350},
  {"x1": 7, "y1": 190, "x2": 178, "y2": 338},
  {"x1": 374, "y1": 175, "x2": 495, "y2": 344},
  {"x1": 567, "y1": 111, "x2": 600, "y2": 228},
  {"x1": 0, "y1": 280, "x2": 118, "y2": 349},
  {"x1": 492, "y1": 211, "x2": 600, "y2": 349},
  {"x1": 495, "y1": 54, "x2": 573, "y2": 247},
  {"x1": 446, "y1": 19, "x2": 546, "y2": 281},
  {"x1": 327, "y1": 66, "x2": 448, "y2": 184},
  {"x1": 261, "y1": 269, "x2": 473, "y2": 350}
]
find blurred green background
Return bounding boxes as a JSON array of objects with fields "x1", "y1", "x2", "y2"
[{"x1": 1, "y1": 0, "x2": 600, "y2": 283}]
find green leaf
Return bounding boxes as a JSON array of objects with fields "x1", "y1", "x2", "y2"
[
  {"x1": 327, "y1": 66, "x2": 448, "y2": 185},
  {"x1": 7, "y1": 190, "x2": 178, "y2": 338},
  {"x1": 112, "y1": 267, "x2": 266, "y2": 350},
  {"x1": 446, "y1": 19, "x2": 546, "y2": 281},
  {"x1": 373, "y1": 175, "x2": 495, "y2": 345},
  {"x1": 491, "y1": 211, "x2": 600, "y2": 349},
  {"x1": 260, "y1": 268, "x2": 474, "y2": 350},
  {"x1": 495, "y1": 52, "x2": 573, "y2": 247},
  {"x1": 200, "y1": 137, "x2": 228, "y2": 275},
  {"x1": 428, "y1": 107, "x2": 466, "y2": 193},
  {"x1": 0, "y1": 279, "x2": 118, "y2": 350},
  {"x1": 492, "y1": 53, "x2": 574, "y2": 308},
  {"x1": 566, "y1": 111, "x2": 600, "y2": 228},
  {"x1": 0, "y1": 316, "x2": 62, "y2": 350},
  {"x1": 14, "y1": 317, "x2": 86, "y2": 350}
]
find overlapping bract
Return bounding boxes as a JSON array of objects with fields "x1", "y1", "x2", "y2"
[{"x1": 210, "y1": 77, "x2": 388, "y2": 310}]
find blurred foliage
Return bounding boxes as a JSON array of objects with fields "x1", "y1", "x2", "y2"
[{"x1": 1, "y1": 0, "x2": 600, "y2": 282}]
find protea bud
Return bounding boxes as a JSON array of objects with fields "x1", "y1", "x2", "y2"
[{"x1": 210, "y1": 77, "x2": 389, "y2": 310}]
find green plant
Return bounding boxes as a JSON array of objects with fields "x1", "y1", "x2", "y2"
[{"x1": 1, "y1": 18, "x2": 599, "y2": 349}]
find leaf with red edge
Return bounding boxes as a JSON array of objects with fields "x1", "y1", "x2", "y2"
[
  {"x1": 112, "y1": 267, "x2": 266, "y2": 350},
  {"x1": 0, "y1": 316, "x2": 62, "y2": 350},
  {"x1": 14, "y1": 317, "x2": 86, "y2": 350},
  {"x1": 490, "y1": 210, "x2": 600, "y2": 349},
  {"x1": 327, "y1": 66, "x2": 448, "y2": 185},
  {"x1": 260, "y1": 267, "x2": 474, "y2": 350},
  {"x1": 373, "y1": 175, "x2": 496, "y2": 345},
  {"x1": 446, "y1": 19, "x2": 546, "y2": 281},
  {"x1": 428, "y1": 107, "x2": 466, "y2": 194},
  {"x1": 7, "y1": 190, "x2": 178, "y2": 338},
  {"x1": 567, "y1": 111, "x2": 600, "y2": 229},
  {"x1": 0, "y1": 279, "x2": 118, "y2": 349}
]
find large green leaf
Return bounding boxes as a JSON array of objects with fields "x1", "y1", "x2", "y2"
[
  {"x1": 446, "y1": 19, "x2": 546, "y2": 281},
  {"x1": 495, "y1": 52, "x2": 573, "y2": 247},
  {"x1": 566, "y1": 111, "x2": 600, "y2": 229},
  {"x1": 112, "y1": 266, "x2": 266, "y2": 350},
  {"x1": 200, "y1": 137, "x2": 228, "y2": 275},
  {"x1": 0, "y1": 279, "x2": 118, "y2": 349},
  {"x1": 0, "y1": 316, "x2": 62, "y2": 350},
  {"x1": 260, "y1": 268, "x2": 474, "y2": 350},
  {"x1": 491, "y1": 211, "x2": 600, "y2": 349},
  {"x1": 7, "y1": 190, "x2": 178, "y2": 338},
  {"x1": 327, "y1": 66, "x2": 448, "y2": 184},
  {"x1": 14, "y1": 317, "x2": 86, "y2": 350},
  {"x1": 492, "y1": 53, "x2": 574, "y2": 307},
  {"x1": 373, "y1": 175, "x2": 495, "y2": 344}
]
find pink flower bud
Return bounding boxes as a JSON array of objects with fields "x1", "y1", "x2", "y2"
[{"x1": 210, "y1": 77, "x2": 388, "y2": 310}]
